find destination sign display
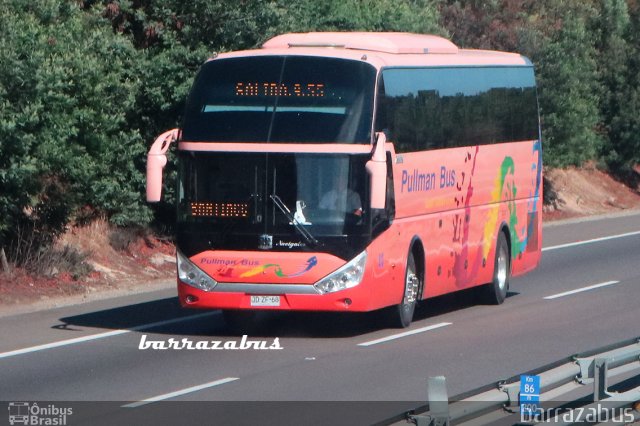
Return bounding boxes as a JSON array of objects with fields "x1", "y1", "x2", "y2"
[{"x1": 235, "y1": 82, "x2": 325, "y2": 98}]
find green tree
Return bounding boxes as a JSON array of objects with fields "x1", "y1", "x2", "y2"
[
  {"x1": 536, "y1": 2, "x2": 602, "y2": 166},
  {"x1": 0, "y1": 0, "x2": 149, "y2": 261},
  {"x1": 279, "y1": 0, "x2": 442, "y2": 34},
  {"x1": 597, "y1": 0, "x2": 640, "y2": 171}
]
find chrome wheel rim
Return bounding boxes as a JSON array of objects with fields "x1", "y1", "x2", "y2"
[
  {"x1": 496, "y1": 245, "x2": 508, "y2": 291},
  {"x1": 404, "y1": 271, "x2": 419, "y2": 306}
]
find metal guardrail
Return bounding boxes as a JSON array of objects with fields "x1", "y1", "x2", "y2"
[{"x1": 385, "y1": 337, "x2": 640, "y2": 425}]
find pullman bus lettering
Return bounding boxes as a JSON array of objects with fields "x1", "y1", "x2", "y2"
[
  {"x1": 440, "y1": 166, "x2": 456, "y2": 189},
  {"x1": 401, "y1": 169, "x2": 437, "y2": 193}
]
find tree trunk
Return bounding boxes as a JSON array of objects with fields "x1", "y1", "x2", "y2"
[{"x1": 0, "y1": 247, "x2": 10, "y2": 275}]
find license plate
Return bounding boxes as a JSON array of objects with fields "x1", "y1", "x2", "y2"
[{"x1": 250, "y1": 295, "x2": 280, "y2": 307}]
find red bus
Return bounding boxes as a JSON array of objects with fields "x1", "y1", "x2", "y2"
[{"x1": 147, "y1": 32, "x2": 542, "y2": 328}]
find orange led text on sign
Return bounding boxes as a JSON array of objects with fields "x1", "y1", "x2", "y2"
[
  {"x1": 235, "y1": 82, "x2": 325, "y2": 97},
  {"x1": 190, "y1": 202, "x2": 249, "y2": 218}
]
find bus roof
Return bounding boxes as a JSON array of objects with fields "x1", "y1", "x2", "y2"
[
  {"x1": 263, "y1": 32, "x2": 460, "y2": 54},
  {"x1": 210, "y1": 32, "x2": 532, "y2": 68}
]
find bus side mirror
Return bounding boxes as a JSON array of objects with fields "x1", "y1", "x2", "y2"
[
  {"x1": 146, "y1": 128, "x2": 178, "y2": 202},
  {"x1": 366, "y1": 132, "x2": 387, "y2": 210}
]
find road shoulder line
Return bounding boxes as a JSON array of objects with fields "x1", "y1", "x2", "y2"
[
  {"x1": 542, "y1": 231, "x2": 640, "y2": 252},
  {"x1": 123, "y1": 377, "x2": 239, "y2": 408},
  {"x1": 358, "y1": 322, "x2": 452, "y2": 347},
  {"x1": 543, "y1": 281, "x2": 620, "y2": 300}
]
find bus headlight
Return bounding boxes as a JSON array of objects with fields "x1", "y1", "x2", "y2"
[
  {"x1": 314, "y1": 251, "x2": 367, "y2": 294},
  {"x1": 177, "y1": 251, "x2": 218, "y2": 291}
]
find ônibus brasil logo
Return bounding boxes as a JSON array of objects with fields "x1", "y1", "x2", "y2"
[{"x1": 7, "y1": 402, "x2": 72, "y2": 426}]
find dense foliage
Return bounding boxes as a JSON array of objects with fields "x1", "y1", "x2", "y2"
[{"x1": 1, "y1": 0, "x2": 639, "y2": 263}]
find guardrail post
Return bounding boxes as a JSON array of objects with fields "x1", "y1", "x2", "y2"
[
  {"x1": 576, "y1": 357, "x2": 594, "y2": 384},
  {"x1": 594, "y1": 358, "x2": 611, "y2": 401},
  {"x1": 427, "y1": 376, "x2": 450, "y2": 426},
  {"x1": 410, "y1": 376, "x2": 450, "y2": 426}
]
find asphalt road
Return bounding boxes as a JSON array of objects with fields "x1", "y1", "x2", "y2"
[{"x1": 0, "y1": 211, "x2": 639, "y2": 425}]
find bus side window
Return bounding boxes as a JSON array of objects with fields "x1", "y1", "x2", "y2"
[{"x1": 376, "y1": 67, "x2": 539, "y2": 152}]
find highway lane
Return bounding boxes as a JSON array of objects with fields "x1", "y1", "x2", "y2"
[{"x1": 0, "y1": 212, "x2": 638, "y2": 418}]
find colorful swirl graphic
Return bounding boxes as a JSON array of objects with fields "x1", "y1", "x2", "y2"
[{"x1": 239, "y1": 256, "x2": 318, "y2": 278}]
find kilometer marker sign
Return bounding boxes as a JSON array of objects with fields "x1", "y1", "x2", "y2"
[{"x1": 520, "y1": 374, "x2": 541, "y2": 415}]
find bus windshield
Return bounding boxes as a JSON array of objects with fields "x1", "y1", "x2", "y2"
[
  {"x1": 177, "y1": 152, "x2": 372, "y2": 258},
  {"x1": 181, "y1": 56, "x2": 376, "y2": 143}
]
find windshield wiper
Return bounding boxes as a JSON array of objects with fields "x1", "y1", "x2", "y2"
[{"x1": 270, "y1": 195, "x2": 320, "y2": 247}]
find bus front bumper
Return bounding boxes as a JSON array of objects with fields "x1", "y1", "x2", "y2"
[{"x1": 177, "y1": 279, "x2": 373, "y2": 312}]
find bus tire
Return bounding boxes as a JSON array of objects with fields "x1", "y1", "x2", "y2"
[
  {"x1": 482, "y1": 232, "x2": 510, "y2": 304},
  {"x1": 392, "y1": 251, "x2": 420, "y2": 328}
]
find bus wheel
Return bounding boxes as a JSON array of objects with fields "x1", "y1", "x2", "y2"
[
  {"x1": 392, "y1": 252, "x2": 419, "y2": 328},
  {"x1": 482, "y1": 232, "x2": 510, "y2": 304}
]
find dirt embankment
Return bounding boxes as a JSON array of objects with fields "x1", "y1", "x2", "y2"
[
  {"x1": 0, "y1": 220, "x2": 176, "y2": 310},
  {"x1": 1, "y1": 166, "x2": 639, "y2": 311},
  {"x1": 543, "y1": 166, "x2": 640, "y2": 221}
]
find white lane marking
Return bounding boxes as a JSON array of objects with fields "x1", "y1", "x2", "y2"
[
  {"x1": 543, "y1": 281, "x2": 620, "y2": 300},
  {"x1": 0, "y1": 312, "x2": 219, "y2": 359},
  {"x1": 358, "y1": 322, "x2": 452, "y2": 347},
  {"x1": 123, "y1": 377, "x2": 239, "y2": 408},
  {"x1": 542, "y1": 231, "x2": 640, "y2": 252}
]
